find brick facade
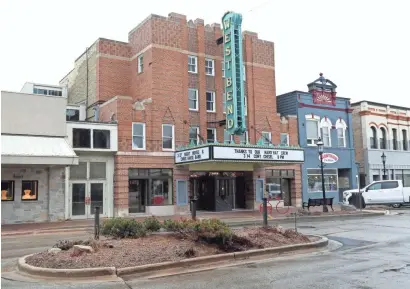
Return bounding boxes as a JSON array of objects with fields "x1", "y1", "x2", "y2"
[{"x1": 63, "y1": 12, "x2": 302, "y2": 215}]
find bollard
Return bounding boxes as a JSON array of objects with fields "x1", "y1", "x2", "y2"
[
  {"x1": 94, "y1": 206, "x2": 100, "y2": 240},
  {"x1": 191, "y1": 197, "x2": 197, "y2": 221},
  {"x1": 262, "y1": 197, "x2": 268, "y2": 228}
]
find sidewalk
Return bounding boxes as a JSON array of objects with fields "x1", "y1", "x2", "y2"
[{"x1": 1, "y1": 206, "x2": 384, "y2": 237}]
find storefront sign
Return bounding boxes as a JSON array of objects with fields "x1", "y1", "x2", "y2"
[
  {"x1": 320, "y1": 153, "x2": 339, "y2": 164},
  {"x1": 222, "y1": 12, "x2": 246, "y2": 135},
  {"x1": 175, "y1": 147, "x2": 210, "y2": 164},
  {"x1": 213, "y1": 146, "x2": 304, "y2": 162}
]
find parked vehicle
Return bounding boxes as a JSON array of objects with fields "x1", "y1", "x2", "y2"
[{"x1": 343, "y1": 180, "x2": 410, "y2": 209}]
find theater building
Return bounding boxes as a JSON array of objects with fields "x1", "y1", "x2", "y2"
[
  {"x1": 61, "y1": 12, "x2": 304, "y2": 217},
  {"x1": 277, "y1": 74, "x2": 358, "y2": 204}
]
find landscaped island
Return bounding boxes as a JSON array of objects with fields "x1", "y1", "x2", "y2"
[{"x1": 26, "y1": 218, "x2": 314, "y2": 269}]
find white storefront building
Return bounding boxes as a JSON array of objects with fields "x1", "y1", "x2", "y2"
[{"x1": 352, "y1": 101, "x2": 410, "y2": 186}]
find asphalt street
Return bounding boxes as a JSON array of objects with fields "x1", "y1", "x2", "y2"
[{"x1": 2, "y1": 211, "x2": 410, "y2": 289}]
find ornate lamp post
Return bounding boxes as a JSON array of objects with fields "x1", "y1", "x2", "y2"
[
  {"x1": 317, "y1": 137, "x2": 328, "y2": 212},
  {"x1": 381, "y1": 152, "x2": 387, "y2": 180}
]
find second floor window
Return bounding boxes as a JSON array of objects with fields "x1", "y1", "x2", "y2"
[
  {"x1": 320, "y1": 118, "x2": 332, "y2": 147},
  {"x1": 239, "y1": 131, "x2": 249, "y2": 144},
  {"x1": 392, "y1": 128, "x2": 398, "y2": 150},
  {"x1": 207, "y1": 128, "x2": 216, "y2": 143},
  {"x1": 188, "y1": 55, "x2": 197, "y2": 73},
  {"x1": 132, "y1": 123, "x2": 145, "y2": 150},
  {"x1": 336, "y1": 119, "x2": 347, "y2": 147},
  {"x1": 73, "y1": 128, "x2": 91, "y2": 148},
  {"x1": 137, "y1": 54, "x2": 144, "y2": 73},
  {"x1": 188, "y1": 89, "x2": 198, "y2": 111},
  {"x1": 162, "y1": 124, "x2": 174, "y2": 150},
  {"x1": 306, "y1": 117, "x2": 319, "y2": 145},
  {"x1": 66, "y1": 108, "x2": 80, "y2": 121},
  {"x1": 370, "y1": 126, "x2": 377, "y2": 149},
  {"x1": 206, "y1": 91, "x2": 215, "y2": 112},
  {"x1": 403, "y1": 129, "x2": 408, "y2": 151},
  {"x1": 205, "y1": 59, "x2": 214, "y2": 76},
  {"x1": 189, "y1": 127, "x2": 199, "y2": 145},
  {"x1": 93, "y1": 130, "x2": 110, "y2": 149},
  {"x1": 262, "y1": 132, "x2": 272, "y2": 145},
  {"x1": 280, "y1": 133, "x2": 289, "y2": 146},
  {"x1": 380, "y1": 127, "x2": 387, "y2": 149}
]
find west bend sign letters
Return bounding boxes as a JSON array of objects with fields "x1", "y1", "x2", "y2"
[{"x1": 222, "y1": 12, "x2": 246, "y2": 136}]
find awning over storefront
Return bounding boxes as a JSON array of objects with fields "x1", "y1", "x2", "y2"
[
  {"x1": 175, "y1": 144, "x2": 304, "y2": 170},
  {"x1": 1, "y1": 134, "x2": 78, "y2": 165}
]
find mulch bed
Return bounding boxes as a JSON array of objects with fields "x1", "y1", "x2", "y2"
[{"x1": 25, "y1": 227, "x2": 314, "y2": 269}]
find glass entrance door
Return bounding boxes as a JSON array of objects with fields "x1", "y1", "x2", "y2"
[
  {"x1": 71, "y1": 182, "x2": 86, "y2": 218},
  {"x1": 70, "y1": 182, "x2": 105, "y2": 218},
  {"x1": 129, "y1": 179, "x2": 147, "y2": 213}
]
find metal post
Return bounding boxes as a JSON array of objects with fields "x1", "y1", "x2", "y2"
[
  {"x1": 320, "y1": 154, "x2": 328, "y2": 213},
  {"x1": 191, "y1": 197, "x2": 197, "y2": 221},
  {"x1": 262, "y1": 197, "x2": 268, "y2": 227},
  {"x1": 94, "y1": 206, "x2": 100, "y2": 240}
]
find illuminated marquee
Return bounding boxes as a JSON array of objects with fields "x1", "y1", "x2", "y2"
[{"x1": 222, "y1": 12, "x2": 246, "y2": 135}]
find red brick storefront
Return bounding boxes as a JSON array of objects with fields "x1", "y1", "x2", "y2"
[{"x1": 62, "y1": 12, "x2": 302, "y2": 217}]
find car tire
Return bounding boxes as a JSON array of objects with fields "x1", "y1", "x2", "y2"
[{"x1": 391, "y1": 204, "x2": 401, "y2": 208}]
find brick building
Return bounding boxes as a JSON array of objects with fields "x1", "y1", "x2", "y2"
[{"x1": 61, "y1": 12, "x2": 303, "y2": 217}]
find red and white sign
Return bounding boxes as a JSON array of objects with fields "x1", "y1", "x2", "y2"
[{"x1": 320, "y1": 153, "x2": 339, "y2": 164}]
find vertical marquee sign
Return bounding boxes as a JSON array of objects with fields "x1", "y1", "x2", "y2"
[{"x1": 222, "y1": 12, "x2": 246, "y2": 135}]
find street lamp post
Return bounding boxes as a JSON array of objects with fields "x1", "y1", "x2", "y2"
[
  {"x1": 381, "y1": 152, "x2": 387, "y2": 180},
  {"x1": 317, "y1": 137, "x2": 328, "y2": 212}
]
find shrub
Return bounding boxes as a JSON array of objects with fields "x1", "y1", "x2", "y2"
[
  {"x1": 143, "y1": 216, "x2": 162, "y2": 232},
  {"x1": 101, "y1": 218, "x2": 146, "y2": 238}
]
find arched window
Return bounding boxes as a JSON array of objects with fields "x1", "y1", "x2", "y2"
[
  {"x1": 336, "y1": 119, "x2": 347, "y2": 147},
  {"x1": 305, "y1": 114, "x2": 320, "y2": 145},
  {"x1": 379, "y1": 127, "x2": 387, "y2": 149},
  {"x1": 370, "y1": 126, "x2": 378, "y2": 149},
  {"x1": 320, "y1": 118, "x2": 332, "y2": 147}
]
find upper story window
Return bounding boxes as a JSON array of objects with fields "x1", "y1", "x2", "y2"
[
  {"x1": 402, "y1": 129, "x2": 408, "y2": 151},
  {"x1": 132, "y1": 122, "x2": 146, "y2": 150},
  {"x1": 1, "y1": 180, "x2": 14, "y2": 201},
  {"x1": 280, "y1": 133, "x2": 289, "y2": 146},
  {"x1": 207, "y1": 128, "x2": 216, "y2": 143},
  {"x1": 162, "y1": 124, "x2": 175, "y2": 151},
  {"x1": 188, "y1": 55, "x2": 197, "y2": 73},
  {"x1": 370, "y1": 126, "x2": 378, "y2": 149},
  {"x1": 261, "y1": 131, "x2": 272, "y2": 145},
  {"x1": 189, "y1": 127, "x2": 199, "y2": 145},
  {"x1": 392, "y1": 128, "x2": 398, "y2": 150},
  {"x1": 137, "y1": 54, "x2": 144, "y2": 73},
  {"x1": 205, "y1": 59, "x2": 214, "y2": 76},
  {"x1": 188, "y1": 89, "x2": 198, "y2": 111},
  {"x1": 305, "y1": 115, "x2": 320, "y2": 146},
  {"x1": 93, "y1": 130, "x2": 110, "y2": 149},
  {"x1": 66, "y1": 108, "x2": 80, "y2": 121},
  {"x1": 33, "y1": 87, "x2": 62, "y2": 96},
  {"x1": 320, "y1": 118, "x2": 332, "y2": 147},
  {"x1": 335, "y1": 119, "x2": 347, "y2": 147},
  {"x1": 380, "y1": 127, "x2": 387, "y2": 149},
  {"x1": 239, "y1": 131, "x2": 249, "y2": 144},
  {"x1": 222, "y1": 61, "x2": 225, "y2": 78},
  {"x1": 73, "y1": 128, "x2": 91, "y2": 148},
  {"x1": 73, "y1": 128, "x2": 110, "y2": 149},
  {"x1": 206, "y1": 91, "x2": 215, "y2": 112}
]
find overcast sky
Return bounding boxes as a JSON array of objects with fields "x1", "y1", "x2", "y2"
[{"x1": 1, "y1": 0, "x2": 409, "y2": 106}]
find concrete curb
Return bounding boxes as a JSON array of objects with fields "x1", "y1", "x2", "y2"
[
  {"x1": 17, "y1": 236, "x2": 328, "y2": 279},
  {"x1": 18, "y1": 254, "x2": 116, "y2": 278},
  {"x1": 2, "y1": 212, "x2": 385, "y2": 237}
]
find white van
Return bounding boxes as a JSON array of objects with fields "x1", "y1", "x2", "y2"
[{"x1": 343, "y1": 180, "x2": 410, "y2": 208}]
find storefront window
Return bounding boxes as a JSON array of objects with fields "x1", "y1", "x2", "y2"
[
  {"x1": 21, "y1": 180, "x2": 38, "y2": 201},
  {"x1": 394, "y1": 170, "x2": 410, "y2": 187},
  {"x1": 1, "y1": 181, "x2": 14, "y2": 201},
  {"x1": 128, "y1": 169, "x2": 173, "y2": 207},
  {"x1": 307, "y1": 169, "x2": 338, "y2": 193},
  {"x1": 265, "y1": 178, "x2": 281, "y2": 200}
]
